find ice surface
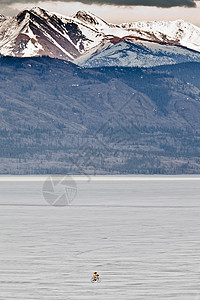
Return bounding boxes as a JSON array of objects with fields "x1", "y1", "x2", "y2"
[{"x1": 0, "y1": 176, "x2": 200, "y2": 299}]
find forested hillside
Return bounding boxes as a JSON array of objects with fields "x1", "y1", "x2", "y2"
[{"x1": 0, "y1": 56, "x2": 200, "y2": 174}]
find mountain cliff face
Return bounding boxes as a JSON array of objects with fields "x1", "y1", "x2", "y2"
[
  {"x1": 0, "y1": 8, "x2": 200, "y2": 67},
  {"x1": 0, "y1": 56, "x2": 200, "y2": 174}
]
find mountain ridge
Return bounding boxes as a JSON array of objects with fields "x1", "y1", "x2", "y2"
[
  {"x1": 0, "y1": 7, "x2": 200, "y2": 67},
  {"x1": 75, "y1": 35, "x2": 200, "y2": 68}
]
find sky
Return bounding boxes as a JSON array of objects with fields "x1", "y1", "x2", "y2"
[{"x1": 0, "y1": 0, "x2": 200, "y2": 26}]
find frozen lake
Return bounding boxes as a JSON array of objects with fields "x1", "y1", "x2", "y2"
[{"x1": 0, "y1": 176, "x2": 200, "y2": 299}]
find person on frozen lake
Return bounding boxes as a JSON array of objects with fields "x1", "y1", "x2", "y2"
[{"x1": 93, "y1": 272, "x2": 99, "y2": 281}]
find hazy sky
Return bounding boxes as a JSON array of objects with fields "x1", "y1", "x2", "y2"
[{"x1": 0, "y1": 0, "x2": 200, "y2": 26}]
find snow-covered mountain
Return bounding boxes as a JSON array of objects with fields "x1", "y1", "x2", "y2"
[
  {"x1": 0, "y1": 8, "x2": 104, "y2": 60},
  {"x1": 0, "y1": 7, "x2": 200, "y2": 66},
  {"x1": 120, "y1": 19, "x2": 200, "y2": 52},
  {"x1": 75, "y1": 36, "x2": 200, "y2": 68}
]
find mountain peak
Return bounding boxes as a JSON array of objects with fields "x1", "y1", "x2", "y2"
[
  {"x1": 30, "y1": 7, "x2": 47, "y2": 15},
  {"x1": 16, "y1": 7, "x2": 50, "y2": 20},
  {"x1": 73, "y1": 10, "x2": 109, "y2": 27},
  {"x1": 16, "y1": 9, "x2": 31, "y2": 24}
]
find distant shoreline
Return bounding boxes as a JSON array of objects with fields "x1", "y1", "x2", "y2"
[{"x1": 0, "y1": 175, "x2": 200, "y2": 181}]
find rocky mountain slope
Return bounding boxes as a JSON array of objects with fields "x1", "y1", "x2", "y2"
[
  {"x1": 0, "y1": 8, "x2": 200, "y2": 67},
  {"x1": 0, "y1": 56, "x2": 200, "y2": 174}
]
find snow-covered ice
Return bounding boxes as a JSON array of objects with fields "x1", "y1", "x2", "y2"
[{"x1": 0, "y1": 176, "x2": 200, "y2": 299}]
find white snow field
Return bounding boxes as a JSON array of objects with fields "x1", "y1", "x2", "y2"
[{"x1": 0, "y1": 176, "x2": 200, "y2": 299}]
